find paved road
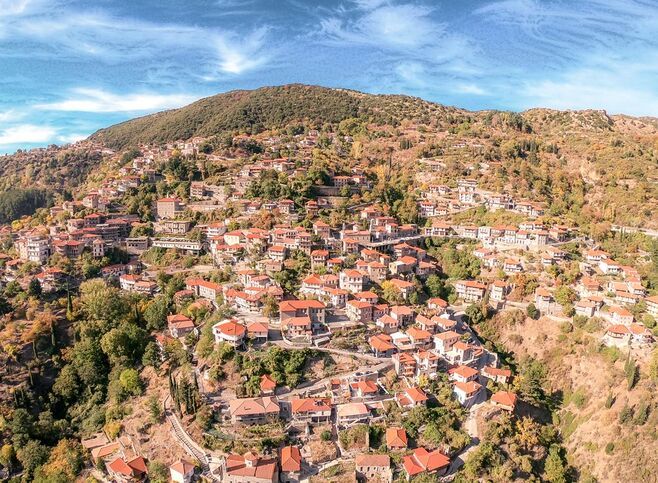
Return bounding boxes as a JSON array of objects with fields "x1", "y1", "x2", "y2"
[
  {"x1": 270, "y1": 339, "x2": 386, "y2": 363},
  {"x1": 278, "y1": 358, "x2": 393, "y2": 400}
]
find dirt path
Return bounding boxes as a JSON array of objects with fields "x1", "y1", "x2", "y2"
[{"x1": 447, "y1": 401, "x2": 486, "y2": 475}]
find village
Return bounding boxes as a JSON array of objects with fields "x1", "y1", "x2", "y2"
[{"x1": 3, "y1": 129, "x2": 658, "y2": 483}]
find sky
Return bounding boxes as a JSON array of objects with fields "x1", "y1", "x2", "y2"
[{"x1": 2, "y1": 0, "x2": 658, "y2": 153}]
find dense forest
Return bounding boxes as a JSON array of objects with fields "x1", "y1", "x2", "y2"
[{"x1": 0, "y1": 189, "x2": 53, "y2": 225}]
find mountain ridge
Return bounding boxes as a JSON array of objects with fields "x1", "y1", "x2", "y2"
[{"x1": 91, "y1": 84, "x2": 658, "y2": 148}]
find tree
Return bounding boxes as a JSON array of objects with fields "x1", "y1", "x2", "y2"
[
  {"x1": 526, "y1": 303, "x2": 540, "y2": 320},
  {"x1": 424, "y1": 274, "x2": 448, "y2": 299},
  {"x1": 71, "y1": 338, "x2": 107, "y2": 388},
  {"x1": 143, "y1": 296, "x2": 170, "y2": 331},
  {"x1": 515, "y1": 358, "x2": 546, "y2": 405},
  {"x1": 9, "y1": 408, "x2": 33, "y2": 447},
  {"x1": 0, "y1": 293, "x2": 12, "y2": 315},
  {"x1": 52, "y1": 364, "x2": 80, "y2": 401},
  {"x1": 465, "y1": 304, "x2": 487, "y2": 325},
  {"x1": 33, "y1": 439, "x2": 83, "y2": 482},
  {"x1": 648, "y1": 348, "x2": 658, "y2": 382},
  {"x1": 634, "y1": 402, "x2": 649, "y2": 425},
  {"x1": 28, "y1": 277, "x2": 42, "y2": 298},
  {"x1": 119, "y1": 368, "x2": 143, "y2": 397},
  {"x1": 0, "y1": 444, "x2": 15, "y2": 473},
  {"x1": 148, "y1": 395, "x2": 162, "y2": 423},
  {"x1": 195, "y1": 404, "x2": 213, "y2": 430},
  {"x1": 381, "y1": 280, "x2": 404, "y2": 304},
  {"x1": 262, "y1": 296, "x2": 279, "y2": 320},
  {"x1": 142, "y1": 341, "x2": 161, "y2": 368},
  {"x1": 624, "y1": 355, "x2": 638, "y2": 390},
  {"x1": 79, "y1": 279, "x2": 128, "y2": 332},
  {"x1": 16, "y1": 440, "x2": 50, "y2": 479},
  {"x1": 100, "y1": 323, "x2": 148, "y2": 368},
  {"x1": 543, "y1": 445, "x2": 567, "y2": 483},
  {"x1": 554, "y1": 285, "x2": 577, "y2": 308}
]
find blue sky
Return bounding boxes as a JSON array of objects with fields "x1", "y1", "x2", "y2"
[{"x1": 2, "y1": 0, "x2": 658, "y2": 153}]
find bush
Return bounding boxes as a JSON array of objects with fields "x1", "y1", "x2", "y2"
[
  {"x1": 526, "y1": 303, "x2": 540, "y2": 320},
  {"x1": 605, "y1": 442, "x2": 615, "y2": 454},
  {"x1": 570, "y1": 389, "x2": 587, "y2": 409},
  {"x1": 618, "y1": 405, "x2": 633, "y2": 424},
  {"x1": 321, "y1": 430, "x2": 332, "y2": 441},
  {"x1": 634, "y1": 402, "x2": 649, "y2": 425},
  {"x1": 573, "y1": 315, "x2": 587, "y2": 329},
  {"x1": 584, "y1": 317, "x2": 603, "y2": 333},
  {"x1": 559, "y1": 322, "x2": 572, "y2": 334}
]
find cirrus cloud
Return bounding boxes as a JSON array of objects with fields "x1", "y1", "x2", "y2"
[
  {"x1": 36, "y1": 88, "x2": 201, "y2": 113},
  {"x1": 0, "y1": 124, "x2": 57, "y2": 145}
]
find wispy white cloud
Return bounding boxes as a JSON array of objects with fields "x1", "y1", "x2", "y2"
[
  {"x1": 316, "y1": 0, "x2": 478, "y2": 94},
  {"x1": 215, "y1": 27, "x2": 272, "y2": 74},
  {"x1": 320, "y1": 3, "x2": 455, "y2": 52},
  {"x1": 521, "y1": 55, "x2": 658, "y2": 115},
  {"x1": 0, "y1": 0, "x2": 31, "y2": 17},
  {"x1": 0, "y1": 2, "x2": 274, "y2": 77},
  {"x1": 476, "y1": 0, "x2": 658, "y2": 58},
  {"x1": 454, "y1": 83, "x2": 487, "y2": 96},
  {"x1": 56, "y1": 132, "x2": 88, "y2": 144},
  {"x1": 36, "y1": 88, "x2": 200, "y2": 113},
  {"x1": 353, "y1": 0, "x2": 391, "y2": 10},
  {"x1": 0, "y1": 109, "x2": 26, "y2": 123},
  {"x1": 477, "y1": 0, "x2": 658, "y2": 115},
  {"x1": 0, "y1": 124, "x2": 57, "y2": 145}
]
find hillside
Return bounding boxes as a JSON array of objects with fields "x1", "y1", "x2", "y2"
[
  {"x1": 479, "y1": 311, "x2": 658, "y2": 483},
  {"x1": 2, "y1": 84, "x2": 657, "y2": 230}
]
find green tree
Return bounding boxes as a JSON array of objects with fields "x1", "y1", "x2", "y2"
[
  {"x1": 424, "y1": 274, "x2": 448, "y2": 299},
  {"x1": 119, "y1": 368, "x2": 143, "y2": 397},
  {"x1": 148, "y1": 395, "x2": 162, "y2": 423},
  {"x1": 465, "y1": 304, "x2": 487, "y2": 325},
  {"x1": 554, "y1": 285, "x2": 577, "y2": 308},
  {"x1": 16, "y1": 440, "x2": 50, "y2": 479},
  {"x1": 28, "y1": 277, "x2": 42, "y2": 298},
  {"x1": 100, "y1": 323, "x2": 148, "y2": 367},
  {"x1": 142, "y1": 341, "x2": 161, "y2": 368},
  {"x1": 514, "y1": 358, "x2": 546, "y2": 405},
  {"x1": 9, "y1": 408, "x2": 33, "y2": 447},
  {"x1": 52, "y1": 364, "x2": 81, "y2": 402},
  {"x1": 526, "y1": 302, "x2": 540, "y2": 320},
  {"x1": 543, "y1": 445, "x2": 567, "y2": 483},
  {"x1": 143, "y1": 295, "x2": 170, "y2": 331}
]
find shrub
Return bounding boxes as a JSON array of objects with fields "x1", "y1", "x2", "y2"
[
  {"x1": 605, "y1": 442, "x2": 615, "y2": 454},
  {"x1": 618, "y1": 405, "x2": 633, "y2": 424},
  {"x1": 570, "y1": 389, "x2": 587, "y2": 409},
  {"x1": 573, "y1": 315, "x2": 587, "y2": 329},
  {"x1": 559, "y1": 322, "x2": 572, "y2": 334},
  {"x1": 526, "y1": 303, "x2": 540, "y2": 320},
  {"x1": 634, "y1": 402, "x2": 649, "y2": 426}
]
